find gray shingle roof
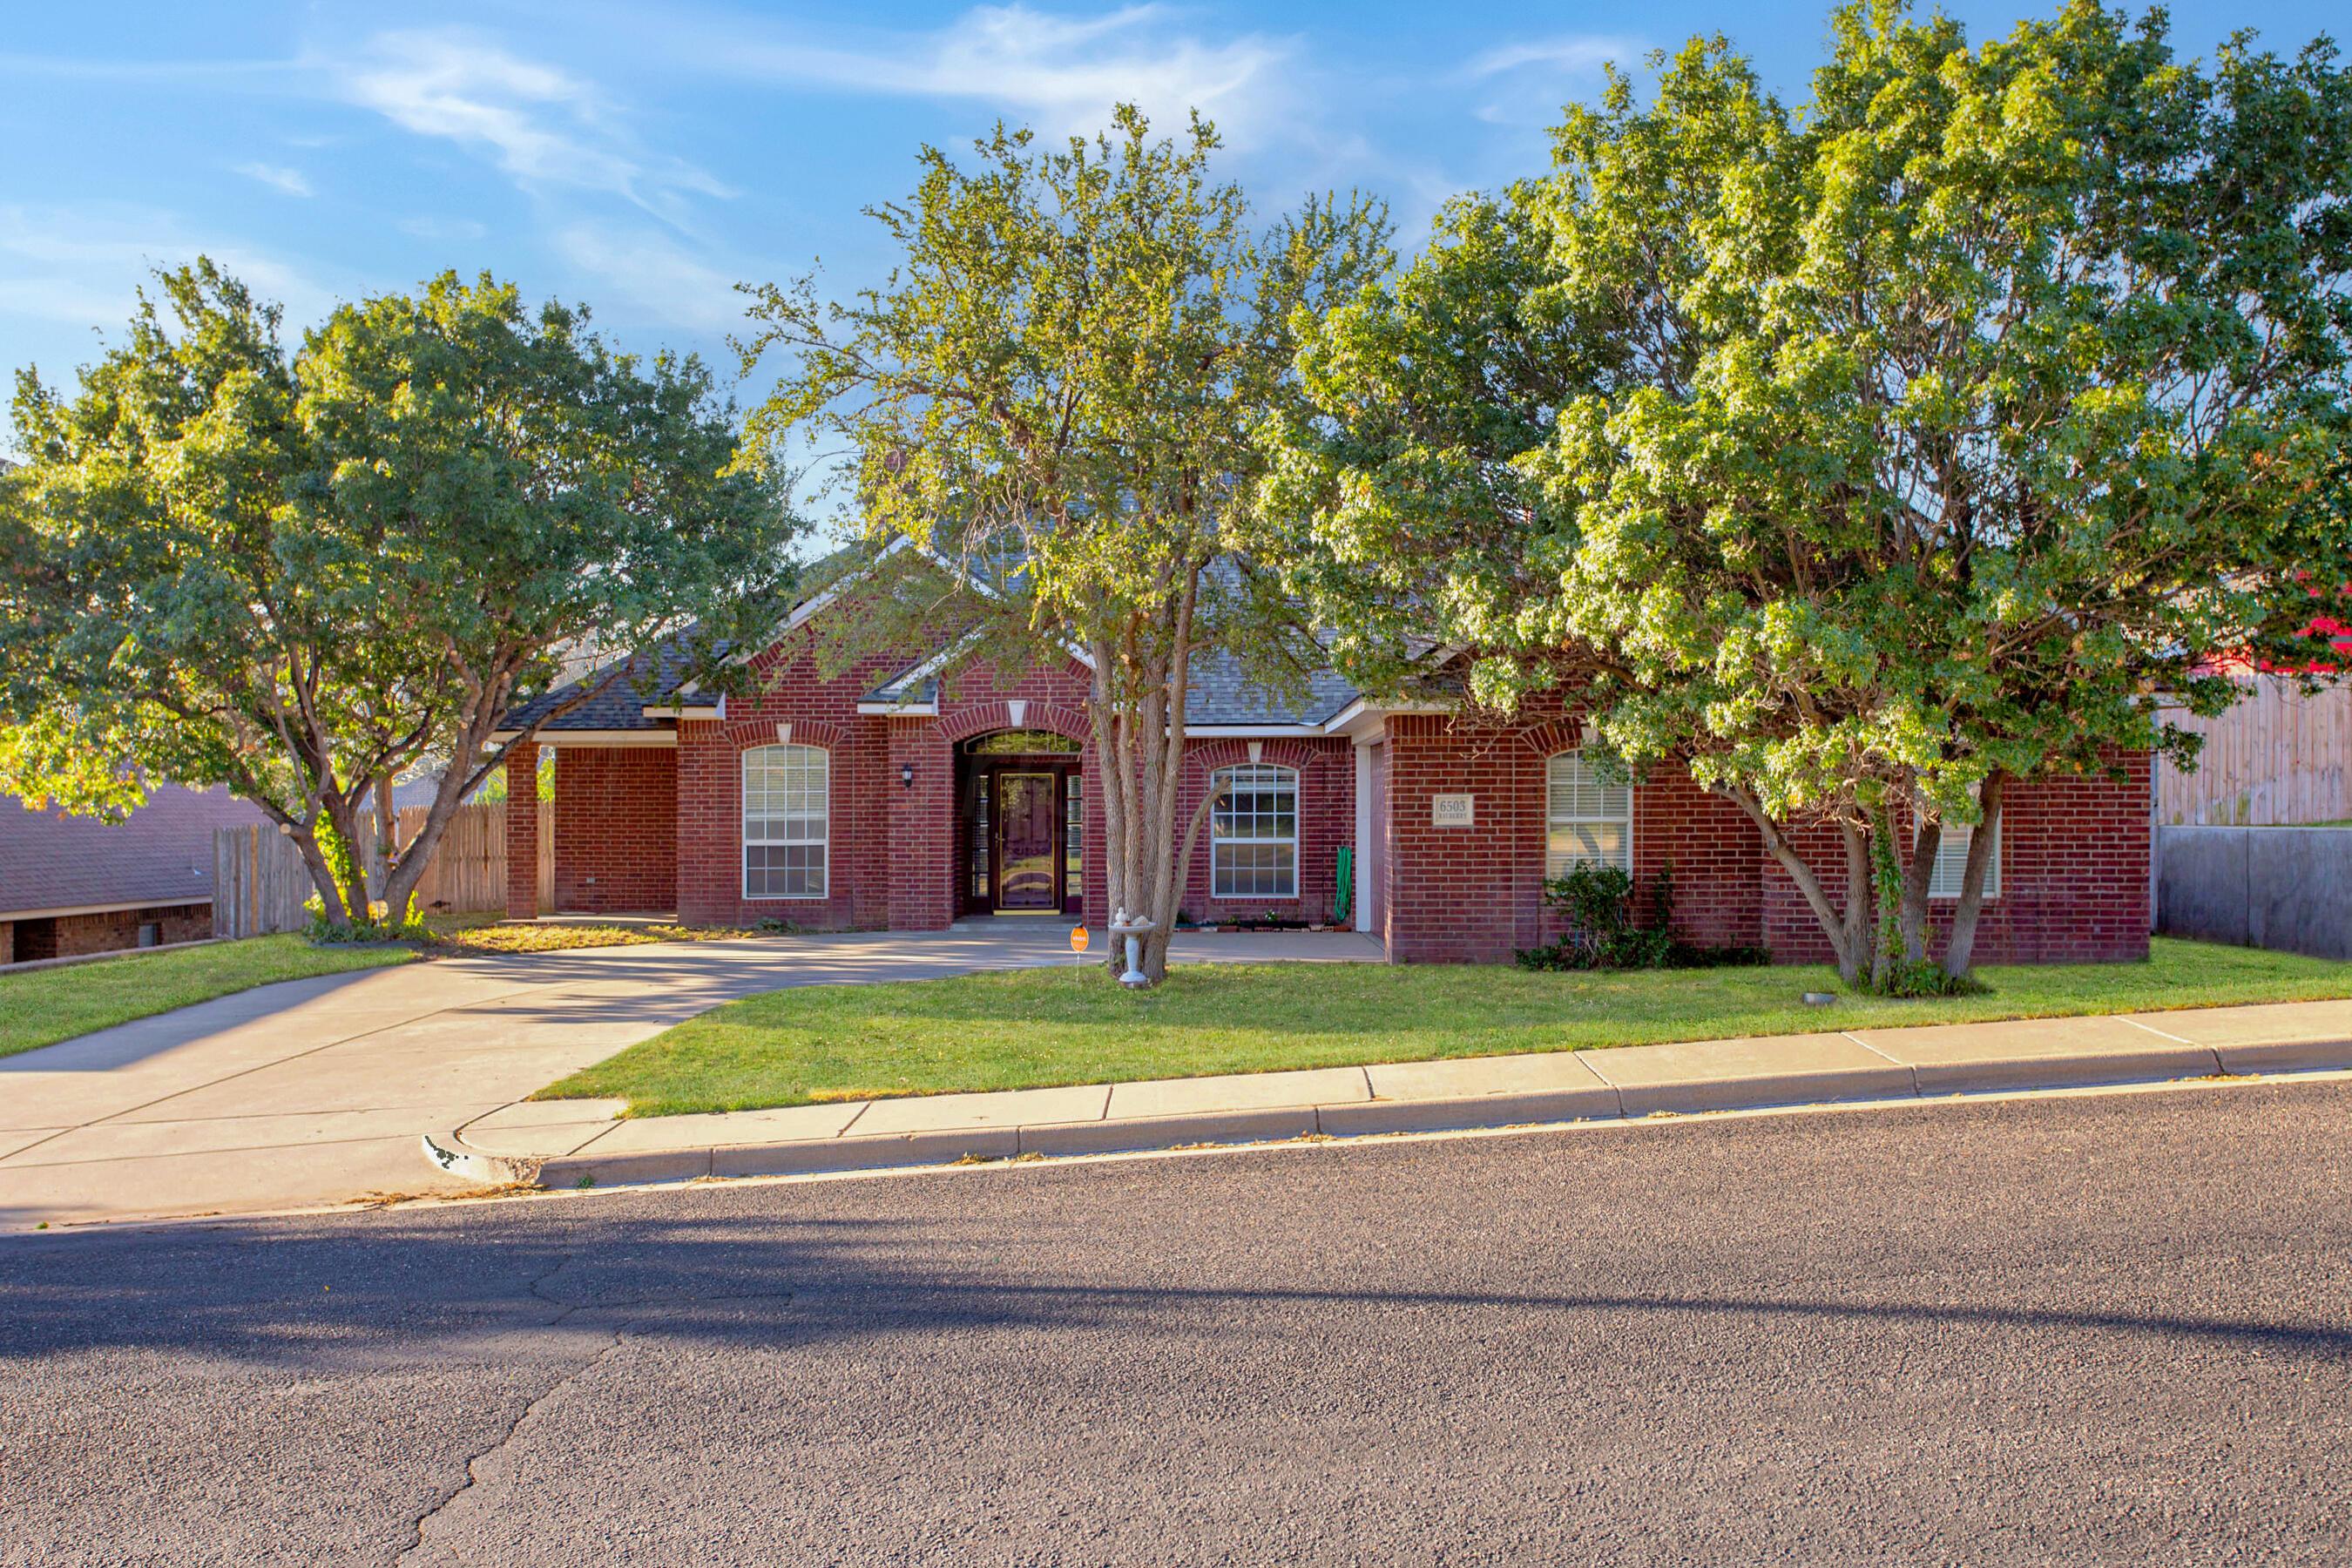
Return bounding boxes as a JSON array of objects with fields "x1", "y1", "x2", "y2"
[
  {"x1": 0, "y1": 785, "x2": 263, "y2": 918},
  {"x1": 501, "y1": 641, "x2": 728, "y2": 733},
  {"x1": 1184, "y1": 650, "x2": 1359, "y2": 726}
]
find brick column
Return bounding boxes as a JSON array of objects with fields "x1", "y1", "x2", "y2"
[
  {"x1": 504, "y1": 747, "x2": 540, "y2": 920},
  {"x1": 887, "y1": 720, "x2": 955, "y2": 930}
]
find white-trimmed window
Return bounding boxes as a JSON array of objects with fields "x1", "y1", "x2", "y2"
[
  {"x1": 743, "y1": 744, "x2": 828, "y2": 900},
  {"x1": 1546, "y1": 750, "x2": 1632, "y2": 875},
  {"x1": 1212, "y1": 764, "x2": 1298, "y2": 899},
  {"x1": 1927, "y1": 817, "x2": 2001, "y2": 899}
]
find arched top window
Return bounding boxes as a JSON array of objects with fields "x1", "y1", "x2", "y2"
[
  {"x1": 1212, "y1": 763, "x2": 1299, "y2": 900},
  {"x1": 744, "y1": 744, "x2": 828, "y2": 900},
  {"x1": 1545, "y1": 750, "x2": 1631, "y2": 876}
]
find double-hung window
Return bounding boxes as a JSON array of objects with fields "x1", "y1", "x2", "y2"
[
  {"x1": 1212, "y1": 764, "x2": 1298, "y2": 899},
  {"x1": 1927, "y1": 804, "x2": 2001, "y2": 899},
  {"x1": 743, "y1": 744, "x2": 828, "y2": 899},
  {"x1": 1545, "y1": 750, "x2": 1632, "y2": 875}
]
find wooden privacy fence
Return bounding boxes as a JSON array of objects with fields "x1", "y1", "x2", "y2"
[
  {"x1": 211, "y1": 823, "x2": 314, "y2": 939},
  {"x1": 212, "y1": 799, "x2": 553, "y2": 937},
  {"x1": 2157, "y1": 679, "x2": 2352, "y2": 827}
]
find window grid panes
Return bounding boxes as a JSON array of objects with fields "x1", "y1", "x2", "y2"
[
  {"x1": 968, "y1": 773, "x2": 990, "y2": 902},
  {"x1": 1212, "y1": 764, "x2": 1298, "y2": 900},
  {"x1": 744, "y1": 744, "x2": 828, "y2": 899},
  {"x1": 1064, "y1": 776, "x2": 1083, "y2": 893},
  {"x1": 1928, "y1": 820, "x2": 2000, "y2": 899},
  {"x1": 1546, "y1": 751, "x2": 1632, "y2": 875}
]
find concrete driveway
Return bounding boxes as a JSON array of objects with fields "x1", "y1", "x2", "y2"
[{"x1": 0, "y1": 927, "x2": 1383, "y2": 1228}]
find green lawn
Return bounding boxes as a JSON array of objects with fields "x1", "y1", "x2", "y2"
[
  {"x1": 0, "y1": 936, "x2": 418, "y2": 1060},
  {"x1": 539, "y1": 936, "x2": 2352, "y2": 1119}
]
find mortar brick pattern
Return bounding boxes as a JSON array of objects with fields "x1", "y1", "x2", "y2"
[
  {"x1": 554, "y1": 748, "x2": 676, "y2": 912},
  {"x1": 533, "y1": 627, "x2": 2152, "y2": 967}
]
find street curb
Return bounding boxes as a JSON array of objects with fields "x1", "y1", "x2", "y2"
[
  {"x1": 1909, "y1": 1044, "x2": 2224, "y2": 1096},
  {"x1": 421, "y1": 1132, "x2": 541, "y2": 1187},
  {"x1": 423, "y1": 1035, "x2": 2352, "y2": 1193}
]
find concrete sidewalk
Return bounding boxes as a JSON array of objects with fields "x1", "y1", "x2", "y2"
[
  {"x1": 3, "y1": 926, "x2": 1382, "y2": 1227},
  {"x1": 430, "y1": 999, "x2": 2352, "y2": 1190}
]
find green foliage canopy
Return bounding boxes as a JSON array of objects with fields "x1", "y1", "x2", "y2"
[
  {"x1": 740, "y1": 107, "x2": 1387, "y2": 980},
  {"x1": 1265, "y1": 1, "x2": 2352, "y2": 983},
  {"x1": 3, "y1": 265, "x2": 801, "y2": 923}
]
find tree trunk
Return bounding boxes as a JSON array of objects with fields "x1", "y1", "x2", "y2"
[
  {"x1": 1941, "y1": 771, "x2": 2006, "y2": 981},
  {"x1": 382, "y1": 680, "x2": 519, "y2": 924},
  {"x1": 1843, "y1": 821, "x2": 1879, "y2": 990},
  {"x1": 1727, "y1": 787, "x2": 1873, "y2": 986},
  {"x1": 321, "y1": 793, "x2": 375, "y2": 926},
  {"x1": 288, "y1": 825, "x2": 351, "y2": 926},
  {"x1": 370, "y1": 772, "x2": 396, "y2": 902},
  {"x1": 1897, "y1": 809, "x2": 1941, "y2": 965}
]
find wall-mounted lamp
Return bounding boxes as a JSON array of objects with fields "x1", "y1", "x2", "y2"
[{"x1": 899, "y1": 761, "x2": 916, "y2": 790}]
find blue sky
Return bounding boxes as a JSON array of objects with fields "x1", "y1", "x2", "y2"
[{"x1": 3, "y1": 0, "x2": 2341, "y2": 483}]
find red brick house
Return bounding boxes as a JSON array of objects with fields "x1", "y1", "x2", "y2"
[
  {"x1": 494, "y1": 578, "x2": 2152, "y2": 967},
  {"x1": 0, "y1": 785, "x2": 261, "y2": 964}
]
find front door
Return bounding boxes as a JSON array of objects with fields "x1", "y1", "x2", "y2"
[{"x1": 995, "y1": 772, "x2": 1059, "y2": 910}]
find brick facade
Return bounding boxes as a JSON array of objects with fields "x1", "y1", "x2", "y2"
[
  {"x1": 2, "y1": 902, "x2": 212, "y2": 964},
  {"x1": 529, "y1": 624, "x2": 2152, "y2": 968},
  {"x1": 553, "y1": 747, "x2": 677, "y2": 912},
  {"x1": 1379, "y1": 709, "x2": 2149, "y2": 967},
  {"x1": 1756, "y1": 754, "x2": 2153, "y2": 966},
  {"x1": 1175, "y1": 736, "x2": 1355, "y2": 926},
  {"x1": 504, "y1": 748, "x2": 540, "y2": 920}
]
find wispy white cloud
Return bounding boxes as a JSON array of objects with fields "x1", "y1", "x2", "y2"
[
  {"x1": 328, "y1": 30, "x2": 732, "y2": 221},
  {"x1": 0, "y1": 203, "x2": 335, "y2": 341},
  {"x1": 1455, "y1": 32, "x2": 1646, "y2": 126},
  {"x1": 1459, "y1": 35, "x2": 1646, "y2": 81},
  {"x1": 552, "y1": 221, "x2": 747, "y2": 335},
  {"x1": 689, "y1": 4, "x2": 1306, "y2": 149},
  {"x1": 234, "y1": 161, "x2": 313, "y2": 197}
]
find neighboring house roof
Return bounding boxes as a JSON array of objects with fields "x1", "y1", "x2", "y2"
[{"x1": 0, "y1": 785, "x2": 264, "y2": 920}]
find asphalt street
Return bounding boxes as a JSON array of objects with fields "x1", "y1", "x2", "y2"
[{"x1": 3, "y1": 1078, "x2": 2348, "y2": 1566}]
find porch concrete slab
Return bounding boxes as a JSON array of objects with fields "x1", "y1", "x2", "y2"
[
  {"x1": 849, "y1": 1083, "x2": 1111, "y2": 1136},
  {"x1": 2119, "y1": 1003, "x2": 2352, "y2": 1074},
  {"x1": 1166, "y1": 931, "x2": 1388, "y2": 964},
  {"x1": 1106, "y1": 1064, "x2": 1371, "y2": 1120},
  {"x1": 1585, "y1": 1033, "x2": 1912, "y2": 1114},
  {"x1": 465, "y1": 1097, "x2": 632, "y2": 1131},
  {"x1": 0, "y1": 1103, "x2": 509, "y2": 1168},
  {"x1": 578, "y1": 1099, "x2": 872, "y2": 1155},
  {"x1": 1365, "y1": 1051, "x2": 1614, "y2": 1105},
  {"x1": 1848, "y1": 1016, "x2": 2220, "y2": 1093}
]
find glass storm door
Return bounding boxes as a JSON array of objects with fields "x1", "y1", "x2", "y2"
[{"x1": 995, "y1": 773, "x2": 1059, "y2": 910}]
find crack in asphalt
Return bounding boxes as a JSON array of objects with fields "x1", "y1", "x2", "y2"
[{"x1": 392, "y1": 1255, "x2": 798, "y2": 1567}]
